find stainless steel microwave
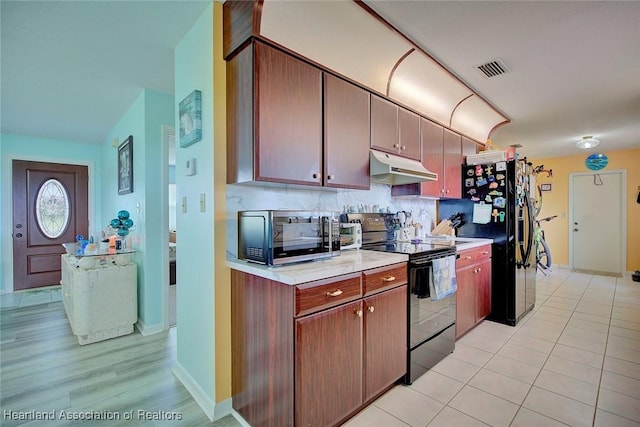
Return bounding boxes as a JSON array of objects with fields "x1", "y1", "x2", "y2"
[{"x1": 238, "y1": 210, "x2": 340, "y2": 266}]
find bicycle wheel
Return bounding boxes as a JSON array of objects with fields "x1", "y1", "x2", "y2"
[
  {"x1": 537, "y1": 238, "x2": 552, "y2": 269},
  {"x1": 532, "y1": 185, "x2": 543, "y2": 218}
]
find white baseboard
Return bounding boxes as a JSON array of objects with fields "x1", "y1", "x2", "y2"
[
  {"x1": 135, "y1": 318, "x2": 163, "y2": 336},
  {"x1": 173, "y1": 361, "x2": 219, "y2": 421},
  {"x1": 231, "y1": 408, "x2": 252, "y2": 427}
]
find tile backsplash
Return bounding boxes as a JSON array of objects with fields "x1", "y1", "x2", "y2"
[{"x1": 226, "y1": 183, "x2": 437, "y2": 258}]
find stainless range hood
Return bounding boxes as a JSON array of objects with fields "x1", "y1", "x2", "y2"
[{"x1": 370, "y1": 150, "x2": 437, "y2": 185}]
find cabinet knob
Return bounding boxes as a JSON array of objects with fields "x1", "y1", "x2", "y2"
[
  {"x1": 481, "y1": 251, "x2": 489, "y2": 255},
  {"x1": 401, "y1": 145, "x2": 406, "y2": 150},
  {"x1": 326, "y1": 289, "x2": 343, "y2": 297},
  {"x1": 368, "y1": 306, "x2": 375, "y2": 313},
  {"x1": 465, "y1": 256, "x2": 472, "y2": 260},
  {"x1": 327, "y1": 174, "x2": 335, "y2": 180},
  {"x1": 355, "y1": 309, "x2": 363, "y2": 318},
  {"x1": 381, "y1": 275, "x2": 396, "y2": 282},
  {"x1": 445, "y1": 189, "x2": 450, "y2": 194},
  {"x1": 312, "y1": 173, "x2": 320, "y2": 179}
]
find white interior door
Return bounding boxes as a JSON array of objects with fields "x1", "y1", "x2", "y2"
[{"x1": 570, "y1": 170, "x2": 625, "y2": 276}]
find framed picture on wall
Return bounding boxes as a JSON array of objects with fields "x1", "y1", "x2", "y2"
[
  {"x1": 179, "y1": 90, "x2": 202, "y2": 148},
  {"x1": 118, "y1": 135, "x2": 134, "y2": 195}
]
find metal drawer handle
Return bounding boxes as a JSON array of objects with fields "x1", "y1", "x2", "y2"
[
  {"x1": 382, "y1": 276, "x2": 396, "y2": 282},
  {"x1": 326, "y1": 289, "x2": 343, "y2": 297},
  {"x1": 481, "y1": 251, "x2": 489, "y2": 255},
  {"x1": 465, "y1": 256, "x2": 473, "y2": 260}
]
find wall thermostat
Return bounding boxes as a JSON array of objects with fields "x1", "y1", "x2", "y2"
[{"x1": 185, "y1": 158, "x2": 196, "y2": 176}]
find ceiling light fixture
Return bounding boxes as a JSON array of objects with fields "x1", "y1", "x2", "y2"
[{"x1": 576, "y1": 136, "x2": 600, "y2": 149}]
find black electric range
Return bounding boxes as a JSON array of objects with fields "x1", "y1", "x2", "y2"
[{"x1": 342, "y1": 213, "x2": 458, "y2": 384}]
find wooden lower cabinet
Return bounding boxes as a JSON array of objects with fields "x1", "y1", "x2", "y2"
[
  {"x1": 455, "y1": 245, "x2": 492, "y2": 339},
  {"x1": 363, "y1": 286, "x2": 407, "y2": 401},
  {"x1": 232, "y1": 264, "x2": 407, "y2": 427}
]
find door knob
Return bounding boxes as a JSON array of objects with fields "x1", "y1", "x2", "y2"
[
  {"x1": 15, "y1": 233, "x2": 23, "y2": 238},
  {"x1": 573, "y1": 228, "x2": 579, "y2": 232},
  {"x1": 16, "y1": 224, "x2": 23, "y2": 229}
]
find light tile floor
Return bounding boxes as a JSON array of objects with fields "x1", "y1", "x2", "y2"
[
  {"x1": 3, "y1": 269, "x2": 639, "y2": 426},
  {"x1": 345, "y1": 268, "x2": 640, "y2": 427}
]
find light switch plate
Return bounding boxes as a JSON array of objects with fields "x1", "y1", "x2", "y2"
[{"x1": 185, "y1": 158, "x2": 196, "y2": 176}]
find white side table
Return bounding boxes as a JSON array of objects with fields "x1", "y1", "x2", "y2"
[{"x1": 60, "y1": 243, "x2": 137, "y2": 345}]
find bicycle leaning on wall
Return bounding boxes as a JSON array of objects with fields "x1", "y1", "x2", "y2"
[{"x1": 536, "y1": 215, "x2": 557, "y2": 275}]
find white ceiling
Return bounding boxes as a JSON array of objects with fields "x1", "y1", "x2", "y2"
[{"x1": 2, "y1": 1, "x2": 639, "y2": 159}]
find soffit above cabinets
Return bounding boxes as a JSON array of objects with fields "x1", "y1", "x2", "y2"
[
  {"x1": 388, "y1": 50, "x2": 473, "y2": 128},
  {"x1": 260, "y1": 0, "x2": 411, "y2": 95},
  {"x1": 451, "y1": 95, "x2": 510, "y2": 144},
  {"x1": 234, "y1": 0, "x2": 509, "y2": 144}
]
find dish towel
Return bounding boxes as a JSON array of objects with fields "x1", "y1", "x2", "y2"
[{"x1": 430, "y1": 255, "x2": 457, "y2": 301}]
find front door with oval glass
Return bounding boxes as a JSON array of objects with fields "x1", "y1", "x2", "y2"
[{"x1": 12, "y1": 160, "x2": 88, "y2": 290}]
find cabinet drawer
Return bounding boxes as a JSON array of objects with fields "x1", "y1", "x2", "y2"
[
  {"x1": 475, "y1": 245, "x2": 492, "y2": 262},
  {"x1": 363, "y1": 263, "x2": 407, "y2": 296},
  {"x1": 457, "y1": 245, "x2": 492, "y2": 269},
  {"x1": 456, "y1": 249, "x2": 476, "y2": 269},
  {"x1": 295, "y1": 272, "x2": 362, "y2": 317}
]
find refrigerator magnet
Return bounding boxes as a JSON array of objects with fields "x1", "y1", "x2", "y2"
[
  {"x1": 475, "y1": 165, "x2": 483, "y2": 176},
  {"x1": 493, "y1": 197, "x2": 506, "y2": 208},
  {"x1": 472, "y1": 203, "x2": 492, "y2": 224},
  {"x1": 465, "y1": 178, "x2": 475, "y2": 187},
  {"x1": 496, "y1": 161, "x2": 507, "y2": 171},
  {"x1": 485, "y1": 164, "x2": 494, "y2": 175},
  {"x1": 477, "y1": 177, "x2": 488, "y2": 186},
  {"x1": 499, "y1": 211, "x2": 506, "y2": 222}
]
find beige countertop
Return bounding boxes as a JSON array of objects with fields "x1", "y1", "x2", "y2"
[
  {"x1": 226, "y1": 250, "x2": 408, "y2": 285},
  {"x1": 419, "y1": 237, "x2": 493, "y2": 252},
  {"x1": 226, "y1": 238, "x2": 491, "y2": 285}
]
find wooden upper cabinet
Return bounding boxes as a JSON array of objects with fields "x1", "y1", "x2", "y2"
[
  {"x1": 254, "y1": 42, "x2": 323, "y2": 185},
  {"x1": 324, "y1": 74, "x2": 370, "y2": 190},
  {"x1": 462, "y1": 136, "x2": 478, "y2": 162},
  {"x1": 371, "y1": 95, "x2": 420, "y2": 160},
  {"x1": 419, "y1": 118, "x2": 444, "y2": 198},
  {"x1": 443, "y1": 128, "x2": 462, "y2": 198},
  {"x1": 370, "y1": 95, "x2": 398, "y2": 155},
  {"x1": 398, "y1": 108, "x2": 421, "y2": 160}
]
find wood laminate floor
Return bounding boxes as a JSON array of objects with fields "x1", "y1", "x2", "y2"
[{"x1": 0, "y1": 289, "x2": 239, "y2": 427}]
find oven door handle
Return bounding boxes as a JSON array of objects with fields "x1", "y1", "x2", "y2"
[{"x1": 410, "y1": 253, "x2": 459, "y2": 267}]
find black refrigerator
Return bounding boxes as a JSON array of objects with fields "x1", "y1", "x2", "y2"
[{"x1": 439, "y1": 159, "x2": 537, "y2": 326}]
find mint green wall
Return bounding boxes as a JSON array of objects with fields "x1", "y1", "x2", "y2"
[
  {"x1": 101, "y1": 89, "x2": 173, "y2": 330},
  {"x1": 175, "y1": 3, "x2": 215, "y2": 405},
  {"x1": 0, "y1": 134, "x2": 102, "y2": 294}
]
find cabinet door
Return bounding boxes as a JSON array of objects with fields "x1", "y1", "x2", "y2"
[
  {"x1": 462, "y1": 136, "x2": 478, "y2": 163},
  {"x1": 363, "y1": 286, "x2": 407, "y2": 402},
  {"x1": 398, "y1": 108, "x2": 421, "y2": 160},
  {"x1": 475, "y1": 258, "x2": 492, "y2": 322},
  {"x1": 324, "y1": 74, "x2": 370, "y2": 189},
  {"x1": 443, "y1": 128, "x2": 462, "y2": 198},
  {"x1": 419, "y1": 118, "x2": 444, "y2": 197},
  {"x1": 370, "y1": 95, "x2": 398, "y2": 155},
  {"x1": 455, "y1": 265, "x2": 475, "y2": 339},
  {"x1": 255, "y1": 42, "x2": 323, "y2": 185},
  {"x1": 295, "y1": 300, "x2": 363, "y2": 427}
]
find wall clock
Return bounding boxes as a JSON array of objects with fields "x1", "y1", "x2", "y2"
[{"x1": 585, "y1": 153, "x2": 608, "y2": 171}]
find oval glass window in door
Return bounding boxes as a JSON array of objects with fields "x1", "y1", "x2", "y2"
[{"x1": 35, "y1": 179, "x2": 70, "y2": 238}]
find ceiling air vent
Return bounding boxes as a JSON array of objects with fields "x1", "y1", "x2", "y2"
[{"x1": 476, "y1": 59, "x2": 509, "y2": 78}]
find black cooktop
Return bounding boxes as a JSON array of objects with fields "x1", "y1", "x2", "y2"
[{"x1": 363, "y1": 241, "x2": 457, "y2": 258}]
